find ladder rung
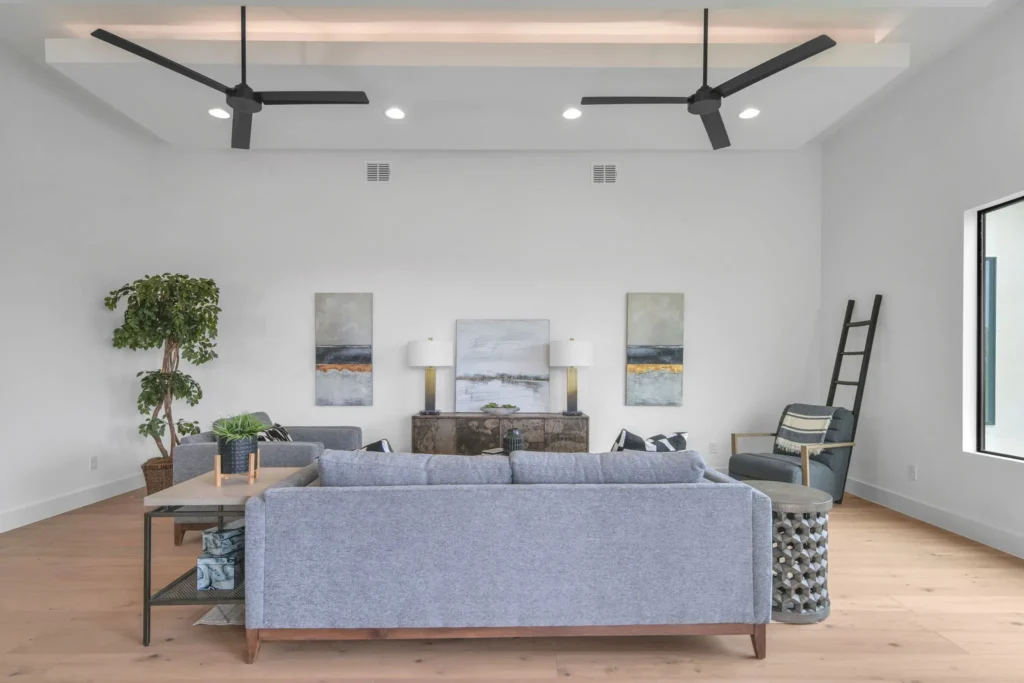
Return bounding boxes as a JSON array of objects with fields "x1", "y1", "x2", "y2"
[
  {"x1": 834, "y1": 380, "x2": 860, "y2": 386},
  {"x1": 841, "y1": 351, "x2": 865, "y2": 356},
  {"x1": 845, "y1": 320, "x2": 872, "y2": 328}
]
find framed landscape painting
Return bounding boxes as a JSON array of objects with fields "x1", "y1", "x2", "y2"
[
  {"x1": 626, "y1": 293, "x2": 684, "y2": 406},
  {"x1": 455, "y1": 319, "x2": 550, "y2": 412},
  {"x1": 315, "y1": 293, "x2": 373, "y2": 406}
]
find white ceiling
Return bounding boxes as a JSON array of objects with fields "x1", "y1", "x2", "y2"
[{"x1": 1, "y1": 0, "x2": 1013, "y2": 151}]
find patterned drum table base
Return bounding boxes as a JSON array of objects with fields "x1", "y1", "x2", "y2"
[{"x1": 748, "y1": 480, "x2": 834, "y2": 624}]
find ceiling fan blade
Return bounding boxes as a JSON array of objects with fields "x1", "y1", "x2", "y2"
[
  {"x1": 581, "y1": 96, "x2": 691, "y2": 105},
  {"x1": 714, "y1": 34, "x2": 836, "y2": 98},
  {"x1": 258, "y1": 91, "x2": 370, "y2": 105},
  {"x1": 231, "y1": 111, "x2": 253, "y2": 150},
  {"x1": 700, "y1": 111, "x2": 731, "y2": 150},
  {"x1": 91, "y1": 29, "x2": 229, "y2": 94}
]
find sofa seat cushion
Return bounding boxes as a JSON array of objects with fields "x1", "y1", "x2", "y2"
[
  {"x1": 510, "y1": 450, "x2": 705, "y2": 484},
  {"x1": 728, "y1": 452, "x2": 835, "y2": 494},
  {"x1": 319, "y1": 450, "x2": 511, "y2": 486}
]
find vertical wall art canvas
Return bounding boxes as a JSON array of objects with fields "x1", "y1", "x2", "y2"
[
  {"x1": 626, "y1": 293, "x2": 684, "y2": 406},
  {"x1": 456, "y1": 319, "x2": 550, "y2": 412},
  {"x1": 315, "y1": 293, "x2": 373, "y2": 406}
]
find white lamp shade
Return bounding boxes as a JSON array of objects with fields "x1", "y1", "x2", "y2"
[
  {"x1": 549, "y1": 340, "x2": 593, "y2": 367},
  {"x1": 407, "y1": 339, "x2": 453, "y2": 367}
]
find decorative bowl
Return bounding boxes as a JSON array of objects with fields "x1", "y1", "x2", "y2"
[{"x1": 481, "y1": 407, "x2": 519, "y2": 416}]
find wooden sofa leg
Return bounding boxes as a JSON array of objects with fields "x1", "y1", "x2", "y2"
[
  {"x1": 173, "y1": 523, "x2": 186, "y2": 546},
  {"x1": 246, "y1": 629, "x2": 261, "y2": 664},
  {"x1": 751, "y1": 624, "x2": 766, "y2": 659}
]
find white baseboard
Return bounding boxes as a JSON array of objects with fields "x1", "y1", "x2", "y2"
[
  {"x1": 846, "y1": 478, "x2": 1024, "y2": 559},
  {"x1": 0, "y1": 473, "x2": 144, "y2": 533}
]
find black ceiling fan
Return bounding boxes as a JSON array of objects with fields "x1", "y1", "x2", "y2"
[
  {"x1": 91, "y1": 6, "x2": 370, "y2": 150},
  {"x1": 581, "y1": 9, "x2": 835, "y2": 151}
]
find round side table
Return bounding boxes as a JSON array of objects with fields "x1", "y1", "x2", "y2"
[{"x1": 748, "y1": 480, "x2": 833, "y2": 624}]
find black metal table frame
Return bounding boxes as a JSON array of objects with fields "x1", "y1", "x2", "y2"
[{"x1": 143, "y1": 505, "x2": 244, "y2": 645}]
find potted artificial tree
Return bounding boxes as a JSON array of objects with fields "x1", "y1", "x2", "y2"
[
  {"x1": 105, "y1": 274, "x2": 220, "y2": 494},
  {"x1": 212, "y1": 413, "x2": 269, "y2": 475}
]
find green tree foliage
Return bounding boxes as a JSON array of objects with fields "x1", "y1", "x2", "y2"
[{"x1": 105, "y1": 274, "x2": 220, "y2": 458}]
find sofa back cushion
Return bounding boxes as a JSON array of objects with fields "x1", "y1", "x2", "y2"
[
  {"x1": 319, "y1": 450, "x2": 511, "y2": 487},
  {"x1": 510, "y1": 450, "x2": 706, "y2": 484},
  {"x1": 180, "y1": 431, "x2": 216, "y2": 445}
]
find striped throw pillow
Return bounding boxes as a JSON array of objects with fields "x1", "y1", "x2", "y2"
[
  {"x1": 257, "y1": 423, "x2": 292, "y2": 442},
  {"x1": 774, "y1": 407, "x2": 835, "y2": 455}
]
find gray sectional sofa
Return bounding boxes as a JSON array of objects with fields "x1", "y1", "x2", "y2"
[{"x1": 243, "y1": 449, "x2": 772, "y2": 663}]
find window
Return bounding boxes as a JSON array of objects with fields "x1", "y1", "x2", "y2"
[{"x1": 977, "y1": 196, "x2": 1024, "y2": 460}]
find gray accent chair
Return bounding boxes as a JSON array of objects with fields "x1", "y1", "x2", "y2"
[
  {"x1": 171, "y1": 413, "x2": 360, "y2": 544},
  {"x1": 728, "y1": 403, "x2": 855, "y2": 503},
  {"x1": 242, "y1": 450, "x2": 772, "y2": 663}
]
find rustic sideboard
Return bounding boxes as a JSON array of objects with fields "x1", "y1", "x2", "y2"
[{"x1": 411, "y1": 413, "x2": 590, "y2": 455}]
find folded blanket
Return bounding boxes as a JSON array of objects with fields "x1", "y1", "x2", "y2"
[{"x1": 774, "y1": 405, "x2": 838, "y2": 455}]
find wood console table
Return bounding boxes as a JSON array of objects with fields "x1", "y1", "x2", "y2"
[{"x1": 412, "y1": 413, "x2": 589, "y2": 454}]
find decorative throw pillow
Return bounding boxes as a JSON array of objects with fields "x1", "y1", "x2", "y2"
[
  {"x1": 610, "y1": 429, "x2": 688, "y2": 453},
  {"x1": 357, "y1": 439, "x2": 394, "y2": 453},
  {"x1": 774, "y1": 405, "x2": 836, "y2": 455},
  {"x1": 257, "y1": 423, "x2": 292, "y2": 442}
]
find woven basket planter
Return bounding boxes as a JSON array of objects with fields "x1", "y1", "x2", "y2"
[{"x1": 141, "y1": 456, "x2": 174, "y2": 495}]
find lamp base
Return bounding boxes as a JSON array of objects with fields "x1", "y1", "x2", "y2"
[
  {"x1": 561, "y1": 410, "x2": 584, "y2": 417},
  {"x1": 418, "y1": 410, "x2": 442, "y2": 416}
]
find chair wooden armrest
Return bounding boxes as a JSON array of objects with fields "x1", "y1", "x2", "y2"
[
  {"x1": 730, "y1": 432, "x2": 777, "y2": 456},
  {"x1": 799, "y1": 442, "x2": 856, "y2": 486}
]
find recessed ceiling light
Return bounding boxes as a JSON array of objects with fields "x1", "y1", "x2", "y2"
[
  {"x1": 562, "y1": 107, "x2": 582, "y2": 120},
  {"x1": 208, "y1": 107, "x2": 231, "y2": 119},
  {"x1": 385, "y1": 107, "x2": 406, "y2": 120},
  {"x1": 739, "y1": 107, "x2": 760, "y2": 120}
]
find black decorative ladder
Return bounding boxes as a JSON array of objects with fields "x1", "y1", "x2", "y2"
[{"x1": 826, "y1": 294, "x2": 883, "y2": 438}]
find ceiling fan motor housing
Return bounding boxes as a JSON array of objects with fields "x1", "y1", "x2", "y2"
[
  {"x1": 687, "y1": 86, "x2": 722, "y2": 116},
  {"x1": 227, "y1": 83, "x2": 262, "y2": 114}
]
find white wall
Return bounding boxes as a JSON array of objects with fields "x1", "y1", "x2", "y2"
[
  {"x1": 983, "y1": 201, "x2": 1024, "y2": 456},
  {"x1": 0, "y1": 46, "x2": 824, "y2": 531},
  {"x1": 821, "y1": 1, "x2": 1024, "y2": 557}
]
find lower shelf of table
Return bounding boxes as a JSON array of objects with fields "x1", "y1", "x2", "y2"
[{"x1": 150, "y1": 566, "x2": 244, "y2": 606}]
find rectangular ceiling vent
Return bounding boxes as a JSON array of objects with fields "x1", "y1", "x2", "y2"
[
  {"x1": 366, "y1": 162, "x2": 391, "y2": 183},
  {"x1": 592, "y1": 163, "x2": 617, "y2": 184}
]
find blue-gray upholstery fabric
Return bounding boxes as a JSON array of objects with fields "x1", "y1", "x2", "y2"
[
  {"x1": 318, "y1": 451, "x2": 512, "y2": 486},
  {"x1": 510, "y1": 450, "x2": 705, "y2": 484},
  {"x1": 285, "y1": 426, "x2": 362, "y2": 451},
  {"x1": 245, "y1": 490, "x2": 268, "y2": 629},
  {"x1": 729, "y1": 403, "x2": 854, "y2": 502},
  {"x1": 270, "y1": 462, "x2": 320, "y2": 490},
  {"x1": 703, "y1": 468, "x2": 773, "y2": 623},
  {"x1": 244, "y1": 462, "x2": 318, "y2": 627},
  {"x1": 244, "y1": 481, "x2": 771, "y2": 629}
]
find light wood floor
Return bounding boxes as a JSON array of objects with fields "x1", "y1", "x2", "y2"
[{"x1": 1, "y1": 491, "x2": 1023, "y2": 682}]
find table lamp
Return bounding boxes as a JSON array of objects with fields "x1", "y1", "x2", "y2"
[
  {"x1": 549, "y1": 338, "x2": 593, "y2": 416},
  {"x1": 408, "y1": 338, "x2": 453, "y2": 415}
]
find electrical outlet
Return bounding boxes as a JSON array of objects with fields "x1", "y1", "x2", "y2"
[
  {"x1": 709, "y1": 441, "x2": 719, "y2": 455},
  {"x1": 89, "y1": 456, "x2": 99, "y2": 471},
  {"x1": 908, "y1": 465, "x2": 917, "y2": 481}
]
